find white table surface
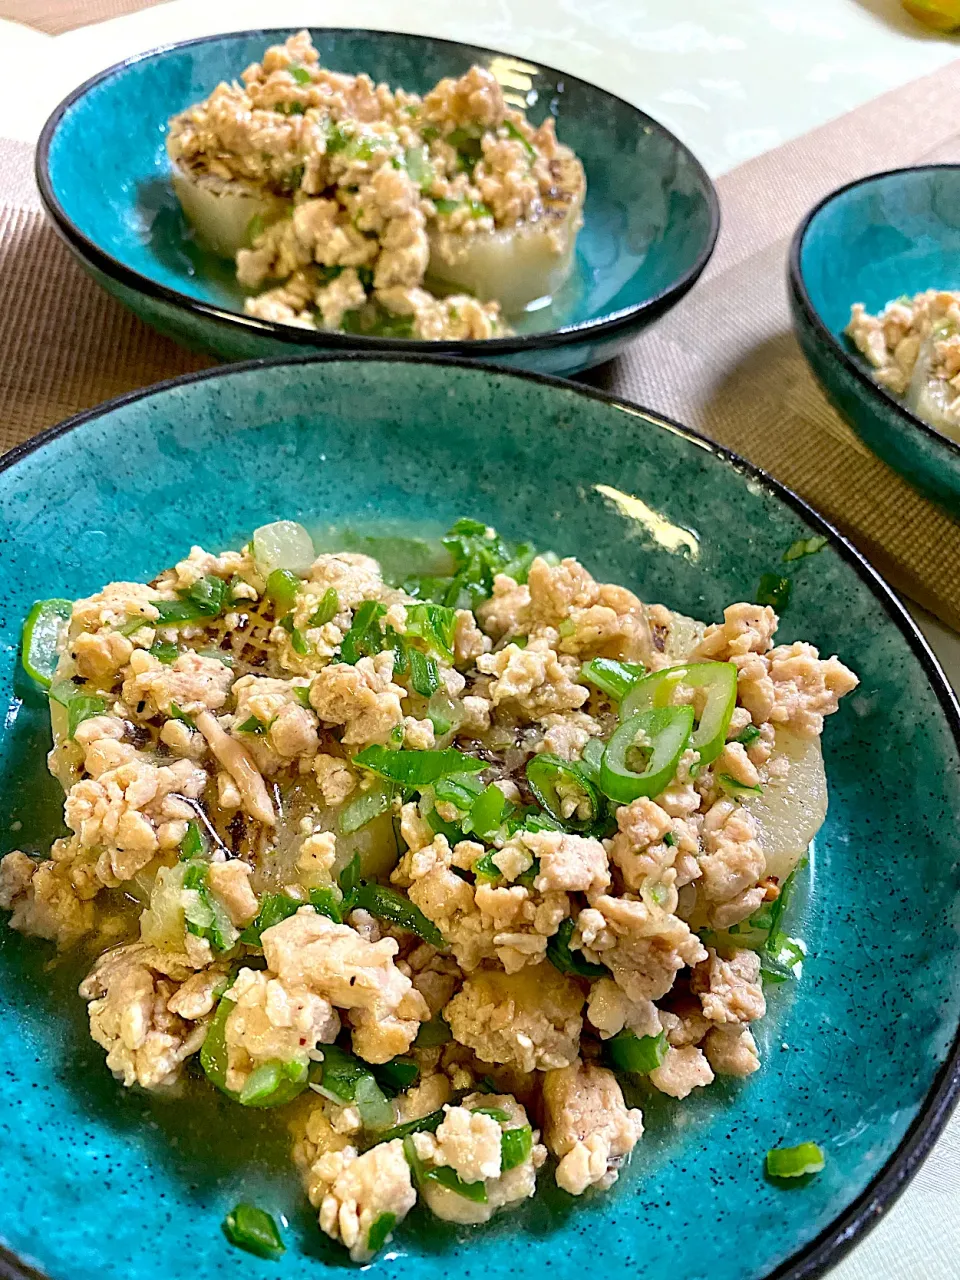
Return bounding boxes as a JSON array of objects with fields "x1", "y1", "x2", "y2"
[{"x1": 2, "y1": 1, "x2": 960, "y2": 1274}]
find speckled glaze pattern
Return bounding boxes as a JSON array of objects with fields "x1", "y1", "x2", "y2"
[
  {"x1": 1, "y1": 356, "x2": 959, "y2": 1280},
  {"x1": 789, "y1": 165, "x2": 960, "y2": 517},
  {"x1": 35, "y1": 27, "x2": 719, "y2": 375}
]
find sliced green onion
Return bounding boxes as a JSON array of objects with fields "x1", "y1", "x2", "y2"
[
  {"x1": 49, "y1": 681, "x2": 109, "y2": 738},
  {"x1": 425, "y1": 1166, "x2": 487, "y2": 1202},
  {"x1": 621, "y1": 662, "x2": 737, "y2": 768},
  {"x1": 280, "y1": 614, "x2": 308, "y2": 655},
  {"x1": 462, "y1": 784, "x2": 510, "y2": 841},
  {"x1": 354, "y1": 745, "x2": 484, "y2": 787},
  {"x1": 345, "y1": 882, "x2": 445, "y2": 948},
  {"x1": 576, "y1": 737, "x2": 605, "y2": 785},
  {"x1": 718, "y1": 773, "x2": 763, "y2": 798},
  {"x1": 384, "y1": 1109, "x2": 446, "y2": 1147},
  {"x1": 179, "y1": 820, "x2": 205, "y2": 860},
  {"x1": 200, "y1": 992, "x2": 236, "y2": 1094},
  {"x1": 182, "y1": 861, "x2": 238, "y2": 952},
  {"x1": 266, "y1": 567, "x2": 301, "y2": 614},
  {"x1": 607, "y1": 1029, "x2": 668, "y2": 1075},
  {"x1": 580, "y1": 657, "x2": 646, "y2": 701},
  {"x1": 21, "y1": 599, "x2": 72, "y2": 688},
  {"x1": 366, "y1": 1211, "x2": 397, "y2": 1254},
  {"x1": 470, "y1": 1105, "x2": 511, "y2": 1122},
  {"x1": 355, "y1": 1073, "x2": 395, "y2": 1131},
  {"x1": 235, "y1": 715, "x2": 268, "y2": 735},
  {"x1": 501, "y1": 1125, "x2": 533, "y2": 1171},
  {"x1": 503, "y1": 119, "x2": 536, "y2": 158},
  {"x1": 340, "y1": 600, "x2": 387, "y2": 663},
  {"x1": 749, "y1": 860, "x2": 803, "y2": 935},
  {"x1": 373, "y1": 1057, "x2": 419, "y2": 1094},
  {"x1": 338, "y1": 781, "x2": 393, "y2": 835},
  {"x1": 735, "y1": 723, "x2": 762, "y2": 747},
  {"x1": 289, "y1": 65, "x2": 312, "y2": 84},
  {"x1": 222, "y1": 1203, "x2": 285, "y2": 1260},
  {"x1": 757, "y1": 573, "x2": 791, "y2": 613},
  {"x1": 168, "y1": 702, "x2": 196, "y2": 729},
  {"x1": 240, "y1": 888, "x2": 342, "y2": 946},
  {"x1": 761, "y1": 934, "x2": 805, "y2": 983},
  {"x1": 404, "y1": 144, "x2": 434, "y2": 191},
  {"x1": 663, "y1": 830, "x2": 677, "y2": 847},
  {"x1": 526, "y1": 753, "x2": 600, "y2": 831},
  {"x1": 308, "y1": 588, "x2": 339, "y2": 627},
  {"x1": 150, "y1": 638, "x2": 179, "y2": 664},
  {"x1": 765, "y1": 1142, "x2": 825, "y2": 1178},
  {"x1": 782, "y1": 535, "x2": 828, "y2": 563},
  {"x1": 405, "y1": 603, "x2": 457, "y2": 660},
  {"x1": 409, "y1": 648, "x2": 440, "y2": 697},
  {"x1": 153, "y1": 575, "x2": 228, "y2": 628},
  {"x1": 546, "y1": 917, "x2": 606, "y2": 977},
  {"x1": 293, "y1": 685, "x2": 313, "y2": 708},
  {"x1": 414, "y1": 1016, "x2": 452, "y2": 1048},
  {"x1": 599, "y1": 706, "x2": 694, "y2": 804},
  {"x1": 238, "y1": 1058, "x2": 308, "y2": 1108},
  {"x1": 434, "y1": 772, "x2": 485, "y2": 812}
]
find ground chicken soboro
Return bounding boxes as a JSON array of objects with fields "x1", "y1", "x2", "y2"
[
  {"x1": 167, "y1": 31, "x2": 586, "y2": 341},
  {"x1": 2, "y1": 515, "x2": 857, "y2": 1260}
]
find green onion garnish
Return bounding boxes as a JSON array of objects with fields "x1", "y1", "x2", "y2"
[
  {"x1": 150, "y1": 638, "x2": 179, "y2": 664},
  {"x1": 579, "y1": 656, "x2": 646, "y2": 701},
  {"x1": 308, "y1": 588, "x2": 339, "y2": 627},
  {"x1": 168, "y1": 702, "x2": 196, "y2": 729},
  {"x1": 179, "y1": 820, "x2": 205, "y2": 861},
  {"x1": 235, "y1": 715, "x2": 268, "y2": 735},
  {"x1": 353, "y1": 745, "x2": 484, "y2": 787},
  {"x1": 599, "y1": 706, "x2": 694, "y2": 804},
  {"x1": 425, "y1": 1166, "x2": 487, "y2": 1202},
  {"x1": 408, "y1": 648, "x2": 440, "y2": 697},
  {"x1": 500, "y1": 1124, "x2": 533, "y2": 1171},
  {"x1": 526, "y1": 753, "x2": 600, "y2": 831},
  {"x1": 49, "y1": 681, "x2": 108, "y2": 738},
  {"x1": 717, "y1": 773, "x2": 763, "y2": 798},
  {"x1": 337, "y1": 781, "x2": 393, "y2": 835},
  {"x1": 735, "y1": 723, "x2": 762, "y2": 746},
  {"x1": 222, "y1": 1203, "x2": 286, "y2": 1260},
  {"x1": 546, "y1": 917, "x2": 606, "y2": 977},
  {"x1": 765, "y1": 1142, "x2": 825, "y2": 1179},
  {"x1": 289, "y1": 65, "x2": 312, "y2": 84},
  {"x1": 382, "y1": 1109, "x2": 446, "y2": 1146},
  {"x1": 782, "y1": 535, "x2": 828, "y2": 563},
  {"x1": 606, "y1": 1029, "x2": 668, "y2": 1075},
  {"x1": 240, "y1": 888, "x2": 342, "y2": 946},
  {"x1": 414, "y1": 1016, "x2": 452, "y2": 1047},
  {"x1": 266, "y1": 568, "x2": 301, "y2": 613},
  {"x1": 372, "y1": 1056, "x2": 419, "y2": 1094},
  {"x1": 344, "y1": 881, "x2": 445, "y2": 948},
  {"x1": 757, "y1": 572, "x2": 791, "y2": 613},
  {"x1": 366, "y1": 1211, "x2": 397, "y2": 1254},
  {"x1": 470, "y1": 1105, "x2": 511, "y2": 1121}
]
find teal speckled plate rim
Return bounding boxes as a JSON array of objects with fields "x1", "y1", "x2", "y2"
[
  {"x1": 34, "y1": 27, "x2": 720, "y2": 358},
  {"x1": 788, "y1": 165, "x2": 960, "y2": 465},
  {"x1": 1, "y1": 352, "x2": 959, "y2": 1280}
]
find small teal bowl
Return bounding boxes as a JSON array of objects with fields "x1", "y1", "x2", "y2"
[
  {"x1": 1, "y1": 355, "x2": 960, "y2": 1280},
  {"x1": 789, "y1": 164, "x2": 960, "y2": 516},
  {"x1": 35, "y1": 27, "x2": 719, "y2": 376}
]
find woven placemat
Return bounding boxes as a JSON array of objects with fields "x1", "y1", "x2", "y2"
[
  {"x1": 2, "y1": 56, "x2": 960, "y2": 624},
  {"x1": 0, "y1": 0, "x2": 168, "y2": 34}
]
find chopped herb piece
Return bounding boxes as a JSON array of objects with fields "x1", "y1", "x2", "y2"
[
  {"x1": 783, "y1": 535, "x2": 828, "y2": 563},
  {"x1": 279, "y1": 614, "x2": 308, "y2": 655},
  {"x1": 761, "y1": 934, "x2": 805, "y2": 983},
  {"x1": 425, "y1": 1166, "x2": 487, "y2": 1202},
  {"x1": 434, "y1": 197, "x2": 461, "y2": 215},
  {"x1": 526, "y1": 753, "x2": 600, "y2": 831},
  {"x1": 275, "y1": 100, "x2": 306, "y2": 115},
  {"x1": 434, "y1": 771, "x2": 485, "y2": 812},
  {"x1": 405, "y1": 602, "x2": 457, "y2": 659},
  {"x1": 340, "y1": 600, "x2": 388, "y2": 663},
  {"x1": 409, "y1": 647, "x2": 440, "y2": 697},
  {"x1": 757, "y1": 573, "x2": 791, "y2": 613},
  {"x1": 345, "y1": 882, "x2": 445, "y2": 948},
  {"x1": 240, "y1": 889, "x2": 341, "y2": 946},
  {"x1": 547, "y1": 917, "x2": 606, "y2": 978},
  {"x1": 599, "y1": 706, "x2": 694, "y2": 804},
  {"x1": 621, "y1": 661, "x2": 738, "y2": 768},
  {"x1": 372, "y1": 1056, "x2": 419, "y2": 1094},
  {"x1": 717, "y1": 773, "x2": 763, "y2": 798},
  {"x1": 354, "y1": 744, "x2": 484, "y2": 787},
  {"x1": 735, "y1": 723, "x2": 762, "y2": 746},
  {"x1": 266, "y1": 567, "x2": 301, "y2": 613},
  {"x1": 607, "y1": 1029, "x2": 668, "y2": 1075},
  {"x1": 338, "y1": 853, "x2": 363, "y2": 900},
  {"x1": 222, "y1": 1203, "x2": 285, "y2": 1260},
  {"x1": 246, "y1": 212, "x2": 266, "y2": 246},
  {"x1": 338, "y1": 781, "x2": 393, "y2": 834},
  {"x1": 49, "y1": 681, "x2": 109, "y2": 738},
  {"x1": 289, "y1": 65, "x2": 312, "y2": 84},
  {"x1": 150, "y1": 638, "x2": 179, "y2": 664},
  {"x1": 663, "y1": 831, "x2": 677, "y2": 847},
  {"x1": 293, "y1": 685, "x2": 313, "y2": 708},
  {"x1": 413, "y1": 1016, "x2": 452, "y2": 1047},
  {"x1": 404, "y1": 144, "x2": 434, "y2": 191},
  {"x1": 235, "y1": 715, "x2": 268, "y2": 735},
  {"x1": 168, "y1": 702, "x2": 196, "y2": 729},
  {"x1": 384, "y1": 1109, "x2": 446, "y2": 1145},
  {"x1": 503, "y1": 119, "x2": 536, "y2": 158},
  {"x1": 501, "y1": 1124, "x2": 533, "y2": 1171},
  {"x1": 154, "y1": 575, "x2": 227, "y2": 627},
  {"x1": 470, "y1": 1106, "x2": 511, "y2": 1121},
  {"x1": 366, "y1": 1211, "x2": 397, "y2": 1254},
  {"x1": 239, "y1": 1058, "x2": 308, "y2": 1107},
  {"x1": 765, "y1": 1142, "x2": 825, "y2": 1179},
  {"x1": 179, "y1": 820, "x2": 205, "y2": 860},
  {"x1": 462, "y1": 784, "x2": 510, "y2": 841},
  {"x1": 308, "y1": 587, "x2": 339, "y2": 627},
  {"x1": 355, "y1": 1073, "x2": 394, "y2": 1130}
]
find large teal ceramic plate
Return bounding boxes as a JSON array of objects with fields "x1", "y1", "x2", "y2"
[
  {"x1": 35, "y1": 27, "x2": 718, "y2": 377},
  {"x1": 1, "y1": 356, "x2": 959, "y2": 1280}
]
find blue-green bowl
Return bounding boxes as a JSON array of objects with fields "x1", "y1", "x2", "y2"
[
  {"x1": 1, "y1": 355, "x2": 959, "y2": 1280},
  {"x1": 35, "y1": 27, "x2": 719, "y2": 377},
  {"x1": 789, "y1": 165, "x2": 960, "y2": 516}
]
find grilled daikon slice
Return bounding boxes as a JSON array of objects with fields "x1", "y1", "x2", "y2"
[
  {"x1": 171, "y1": 162, "x2": 290, "y2": 259},
  {"x1": 744, "y1": 727, "x2": 827, "y2": 884}
]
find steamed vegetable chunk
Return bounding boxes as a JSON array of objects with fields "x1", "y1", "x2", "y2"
[
  {"x1": 1, "y1": 518, "x2": 858, "y2": 1261},
  {"x1": 847, "y1": 289, "x2": 960, "y2": 442},
  {"x1": 166, "y1": 30, "x2": 586, "y2": 338}
]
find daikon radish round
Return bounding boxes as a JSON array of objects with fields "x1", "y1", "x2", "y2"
[
  {"x1": 171, "y1": 163, "x2": 290, "y2": 259},
  {"x1": 744, "y1": 727, "x2": 827, "y2": 884},
  {"x1": 905, "y1": 333, "x2": 960, "y2": 444},
  {"x1": 427, "y1": 198, "x2": 582, "y2": 314}
]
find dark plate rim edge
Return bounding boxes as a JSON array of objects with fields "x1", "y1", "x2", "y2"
[
  {"x1": 1, "y1": 349, "x2": 959, "y2": 1280},
  {"x1": 787, "y1": 162, "x2": 960, "y2": 464},
  {"x1": 33, "y1": 24, "x2": 721, "y2": 357}
]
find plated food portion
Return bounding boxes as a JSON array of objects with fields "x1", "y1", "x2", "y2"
[
  {"x1": 1, "y1": 518, "x2": 856, "y2": 1262},
  {"x1": 167, "y1": 31, "x2": 586, "y2": 339},
  {"x1": 847, "y1": 289, "x2": 960, "y2": 443}
]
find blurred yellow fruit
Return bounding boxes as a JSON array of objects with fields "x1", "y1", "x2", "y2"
[{"x1": 902, "y1": 0, "x2": 960, "y2": 30}]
